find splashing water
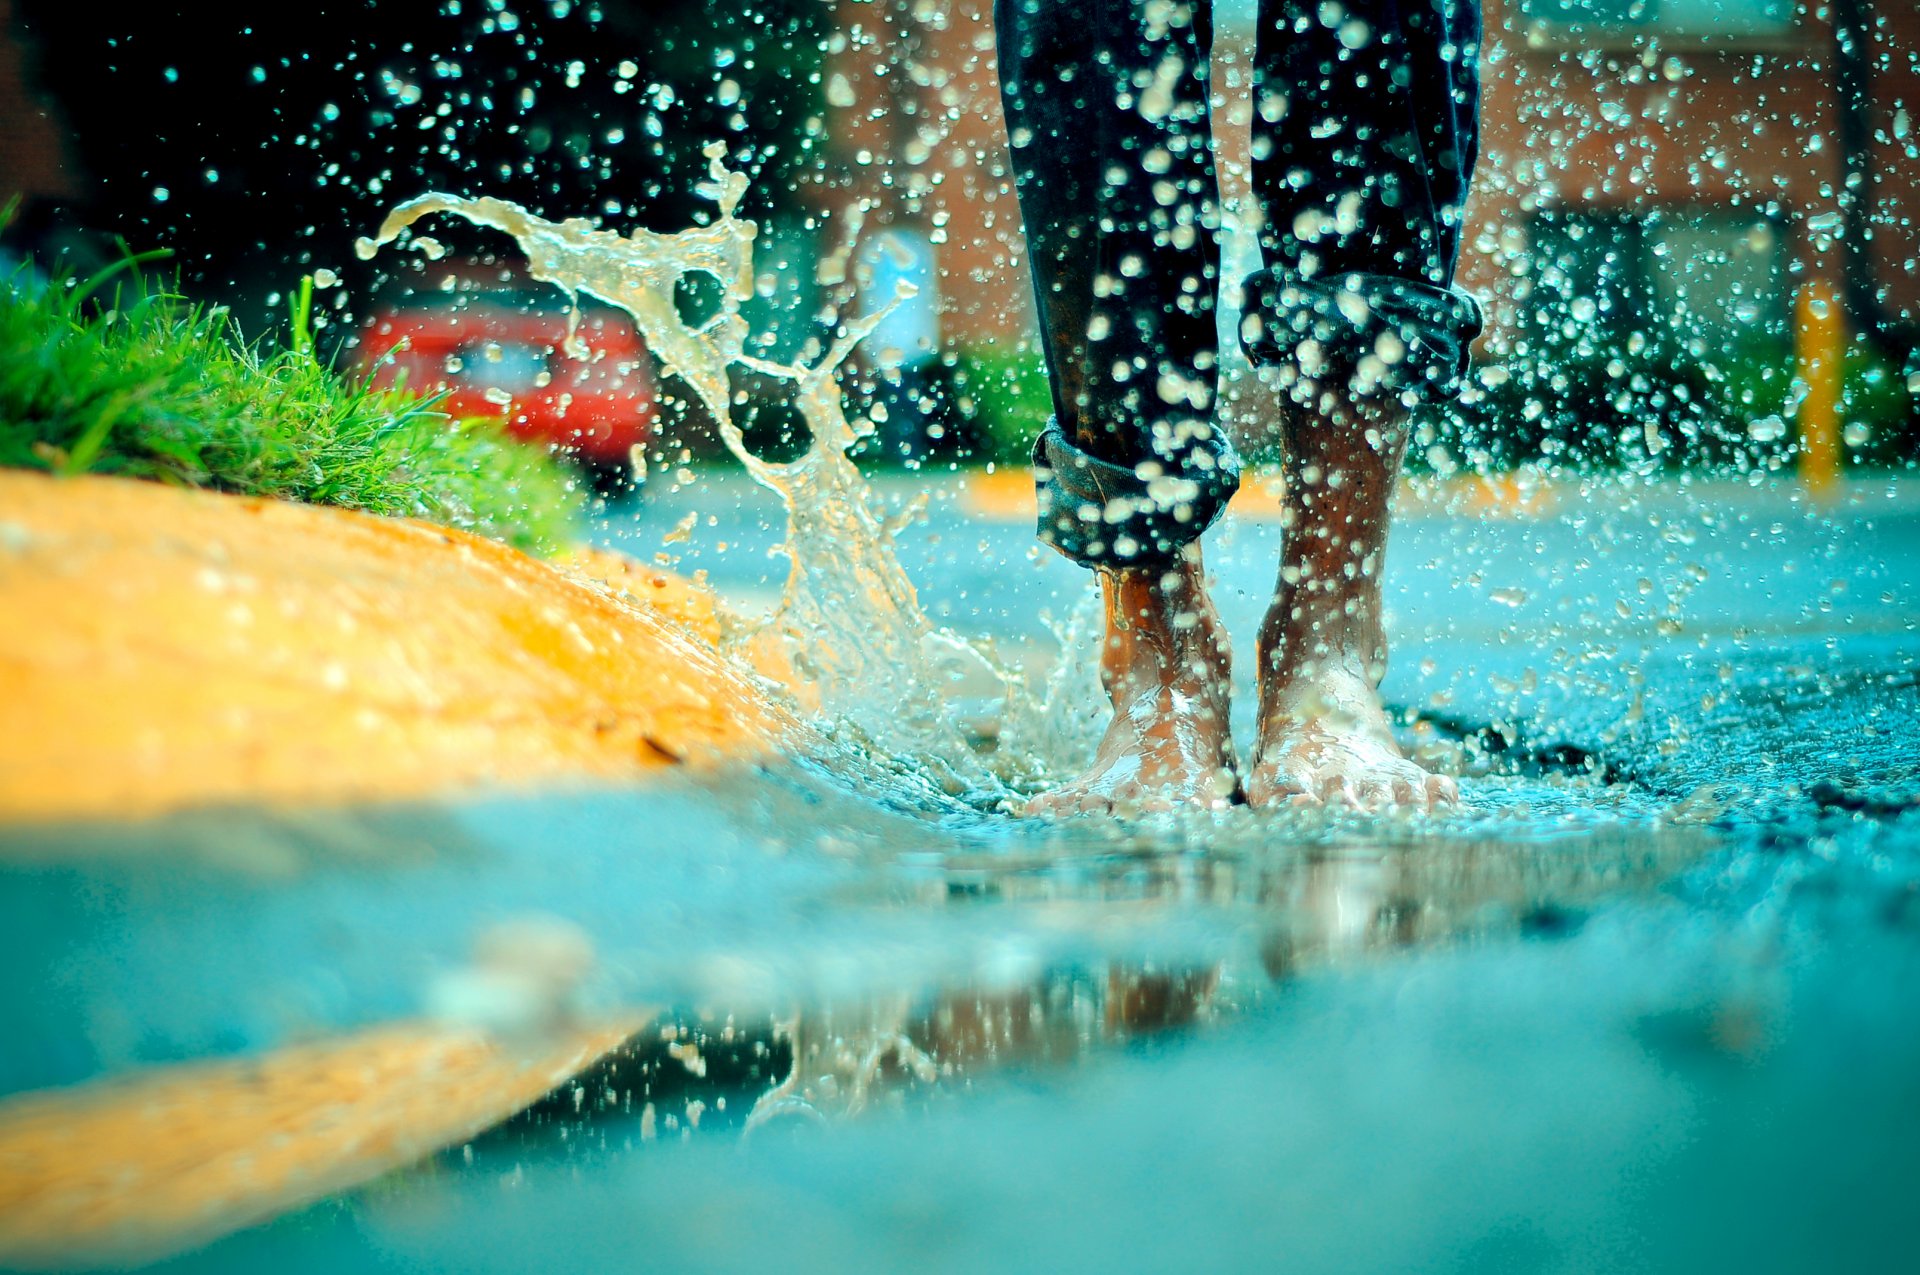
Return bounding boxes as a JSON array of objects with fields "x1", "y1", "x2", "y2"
[{"x1": 359, "y1": 145, "x2": 1040, "y2": 803}]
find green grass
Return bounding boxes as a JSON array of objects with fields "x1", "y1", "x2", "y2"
[
  {"x1": 944, "y1": 342, "x2": 1052, "y2": 464},
  {"x1": 0, "y1": 258, "x2": 584, "y2": 553}
]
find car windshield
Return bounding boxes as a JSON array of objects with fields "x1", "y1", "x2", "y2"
[{"x1": 463, "y1": 341, "x2": 547, "y2": 389}]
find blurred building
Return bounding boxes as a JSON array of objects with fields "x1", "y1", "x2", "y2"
[
  {"x1": 809, "y1": 0, "x2": 1021, "y2": 351},
  {"x1": 1471, "y1": 0, "x2": 1917, "y2": 364},
  {"x1": 821, "y1": 0, "x2": 1919, "y2": 368}
]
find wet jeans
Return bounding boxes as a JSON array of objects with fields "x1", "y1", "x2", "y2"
[{"x1": 995, "y1": 0, "x2": 1482, "y2": 568}]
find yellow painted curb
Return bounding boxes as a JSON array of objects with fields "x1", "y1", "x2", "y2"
[
  {"x1": 957, "y1": 466, "x2": 1559, "y2": 523},
  {"x1": 0, "y1": 475, "x2": 777, "y2": 1263},
  {"x1": 958, "y1": 466, "x2": 1036, "y2": 520},
  {"x1": 0, "y1": 470, "x2": 799, "y2": 824},
  {"x1": 0, "y1": 1021, "x2": 638, "y2": 1269}
]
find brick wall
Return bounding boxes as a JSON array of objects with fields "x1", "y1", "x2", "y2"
[{"x1": 821, "y1": 0, "x2": 1919, "y2": 357}]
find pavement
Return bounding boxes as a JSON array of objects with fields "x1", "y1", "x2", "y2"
[{"x1": 3, "y1": 464, "x2": 1918, "y2": 1272}]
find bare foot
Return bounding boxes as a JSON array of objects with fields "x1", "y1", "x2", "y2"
[
  {"x1": 1244, "y1": 367, "x2": 1457, "y2": 814},
  {"x1": 1025, "y1": 553, "x2": 1238, "y2": 816},
  {"x1": 1247, "y1": 659, "x2": 1456, "y2": 811}
]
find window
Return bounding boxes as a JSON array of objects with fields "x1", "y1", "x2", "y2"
[
  {"x1": 1519, "y1": 0, "x2": 1795, "y2": 46},
  {"x1": 1522, "y1": 209, "x2": 1789, "y2": 356}
]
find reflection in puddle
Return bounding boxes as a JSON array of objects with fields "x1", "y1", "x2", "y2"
[
  {"x1": 464, "y1": 797, "x2": 1706, "y2": 1167},
  {"x1": 0, "y1": 762, "x2": 1712, "y2": 1266}
]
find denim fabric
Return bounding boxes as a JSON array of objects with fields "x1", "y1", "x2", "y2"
[
  {"x1": 1239, "y1": 272, "x2": 1483, "y2": 407},
  {"x1": 996, "y1": 0, "x2": 1482, "y2": 567},
  {"x1": 1031, "y1": 414, "x2": 1241, "y2": 566},
  {"x1": 1241, "y1": 0, "x2": 1484, "y2": 404},
  {"x1": 996, "y1": 0, "x2": 1238, "y2": 567}
]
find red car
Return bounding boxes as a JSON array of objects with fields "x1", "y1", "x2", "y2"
[{"x1": 356, "y1": 266, "x2": 656, "y2": 495}]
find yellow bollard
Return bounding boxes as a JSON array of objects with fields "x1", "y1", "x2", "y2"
[{"x1": 1794, "y1": 278, "x2": 1844, "y2": 498}]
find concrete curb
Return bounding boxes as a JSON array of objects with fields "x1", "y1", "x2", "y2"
[{"x1": 0, "y1": 469, "x2": 805, "y2": 1265}]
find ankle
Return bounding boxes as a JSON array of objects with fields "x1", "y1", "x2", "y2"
[
  {"x1": 1257, "y1": 580, "x2": 1386, "y2": 710},
  {"x1": 1098, "y1": 556, "x2": 1229, "y2": 693}
]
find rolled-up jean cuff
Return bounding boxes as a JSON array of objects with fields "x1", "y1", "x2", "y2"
[
  {"x1": 1031, "y1": 417, "x2": 1241, "y2": 569},
  {"x1": 1240, "y1": 270, "x2": 1484, "y2": 400}
]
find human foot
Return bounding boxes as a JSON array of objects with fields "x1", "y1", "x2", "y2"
[
  {"x1": 1244, "y1": 377, "x2": 1455, "y2": 812},
  {"x1": 1246, "y1": 660, "x2": 1456, "y2": 811},
  {"x1": 1024, "y1": 554, "x2": 1238, "y2": 816}
]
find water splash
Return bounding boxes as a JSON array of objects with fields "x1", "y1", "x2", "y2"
[{"x1": 360, "y1": 145, "x2": 1029, "y2": 801}]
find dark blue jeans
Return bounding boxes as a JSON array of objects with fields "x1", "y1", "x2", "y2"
[{"x1": 996, "y1": 0, "x2": 1482, "y2": 568}]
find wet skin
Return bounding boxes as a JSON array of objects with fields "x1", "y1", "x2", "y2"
[
  {"x1": 1246, "y1": 387, "x2": 1457, "y2": 811},
  {"x1": 1023, "y1": 553, "x2": 1238, "y2": 816},
  {"x1": 1031, "y1": 390, "x2": 1456, "y2": 816}
]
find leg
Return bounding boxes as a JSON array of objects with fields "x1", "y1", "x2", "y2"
[
  {"x1": 1242, "y1": 0, "x2": 1482, "y2": 810},
  {"x1": 996, "y1": 0, "x2": 1240, "y2": 812},
  {"x1": 1033, "y1": 551, "x2": 1238, "y2": 814},
  {"x1": 1250, "y1": 390, "x2": 1459, "y2": 809}
]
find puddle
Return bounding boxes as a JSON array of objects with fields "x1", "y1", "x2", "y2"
[
  {"x1": 60, "y1": 759, "x2": 1914, "y2": 1275},
  {"x1": 9, "y1": 613, "x2": 1920, "y2": 1274},
  {"x1": 0, "y1": 761, "x2": 1707, "y2": 1081}
]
